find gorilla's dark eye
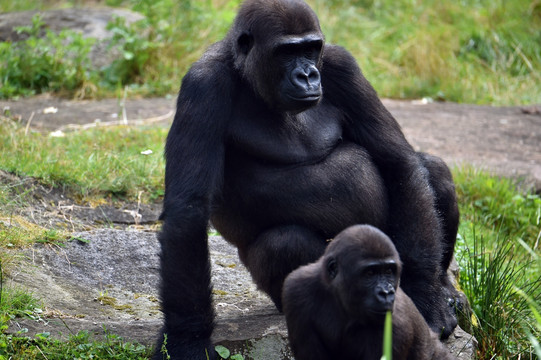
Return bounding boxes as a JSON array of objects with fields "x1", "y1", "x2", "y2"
[
  {"x1": 237, "y1": 32, "x2": 253, "y2": 55},
  {"x1": 385, "y1": 268, "x2": 393, "y2": 275},
  {"x1": 365, "y1": 269, "x2": 375, "y2": 276},
  {"x1": 327, "y1": 258, "x2": 338, "y2": 279}
]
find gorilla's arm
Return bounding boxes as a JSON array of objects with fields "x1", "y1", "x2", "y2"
[
  {"x1": 321, "y1": 45, "x2": 417, "y2": 167},
  {"x1": 320, "y1": 45, "x2": 454, "y2": 336},
  {"x1": 283, "y1": 266, "x2": 338, "y2": 360},
  {"x1": 155, "y1": 47, "x2": 234, "y2": 360}
]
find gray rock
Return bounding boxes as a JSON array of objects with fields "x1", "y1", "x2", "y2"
[{"x1": 7, "y1": 229, "x2": 475, "y2": 359}]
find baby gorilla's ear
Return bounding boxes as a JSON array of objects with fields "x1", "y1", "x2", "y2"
[{"x1": 326, "y1": 257, "x2": 338, "y2": 279}]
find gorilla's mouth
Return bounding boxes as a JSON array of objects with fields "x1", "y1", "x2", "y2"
[
  {"x1": 371, "y1": 304, "x2": 394, "y2": 314},
  {"x1": 367, "y1": 309, "x2": 392, "y2": 318},
  {"x1": 288, "y1": 93, "x2": 321, "y2": 102}
]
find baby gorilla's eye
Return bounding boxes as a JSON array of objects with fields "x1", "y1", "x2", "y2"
[{"x1": 365, "y1": 269, "x2": 375, "y2": 276}]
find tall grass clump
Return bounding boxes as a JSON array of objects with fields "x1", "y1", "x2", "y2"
[
  {"x1": 458, "y1": 229, "x2": 540, "y2": 358},
  {"x1": 454, "y1": 167, "x2": 541, "y2": 358}
]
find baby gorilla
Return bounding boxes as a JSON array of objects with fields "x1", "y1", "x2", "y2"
[{"x1": 282, "y1": 225, "x2": 457, "y2": 360}]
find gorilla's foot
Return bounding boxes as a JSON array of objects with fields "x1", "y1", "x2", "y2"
[
  {"x1": 152, "y1": 334, "x2": 216, "y2": 360},
  {"x1": 434, "y1": 285, "x2": 460, "y2": 339}
]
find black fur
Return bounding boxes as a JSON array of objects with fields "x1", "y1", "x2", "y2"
[
  {"x1": 283, "y1": 225, "x2": 458, "y2": 360},
  {"x1": 155, "y1": 0, "x2": 459, "y2": 358}
]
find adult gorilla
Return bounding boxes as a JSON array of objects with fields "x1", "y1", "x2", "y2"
[{"x1": 156, "y1": 0, "x2": 459, "y2": 358}]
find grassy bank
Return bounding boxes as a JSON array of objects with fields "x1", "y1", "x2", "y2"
[
  {"x1": 0, "y1": 120, "x2": 166, "y2": 202},
  {"x1": 1, "y1": 0, "x2": 539, "y2": 104}
]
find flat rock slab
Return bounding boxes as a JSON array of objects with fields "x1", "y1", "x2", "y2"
[
  {"x1": 6, "y1": 230, "x2": 475, "y2": 359},
  {"x1": 7, "y1": 230, "x2": 290, "y2": 359}
]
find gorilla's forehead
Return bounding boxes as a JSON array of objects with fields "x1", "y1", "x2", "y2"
[
  {"x1": 339, "y1": 244, "x2": 397, "y2": 264},
  {"x1": 327, "y1": 234, "x2": 399, "y2": 263},
  {"x1": 237, "y1": 0, "x2": 321, "y2": 38}
]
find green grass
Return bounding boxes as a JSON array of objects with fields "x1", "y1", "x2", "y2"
[
  {"x1": 0, "y1": 270, "x2": 41, "y2": 325},
  {"x1": 0, "y1": 118, "x2": 167, "y2": 202},
  {"x1": 454, "y1": 166, "x2": 541, "y2": 243},
  {"x1": 0, "y1": 0, "x2": 55, "y2": 12},
  {"x1": 1, "y1": 0, "x2": 539, "y2": 104},
  {"x1": 312, "y1": 0, "x2": 541, "y2": 104},
  {"x1": 0, "y1": 330, "x2": 153, "y2": 359},
  {"x1": 457, "y1": 229, "x2": 540, "y2": 358},
  {"x1": 0, "y1": 178, "x2": 67, "y2": 267}
]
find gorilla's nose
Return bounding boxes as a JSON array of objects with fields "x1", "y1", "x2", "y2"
[
  {"x1": 291, "y1": 65, "x2": 321, "y2": 90},
  {"x1": 376, "y1": 285, "x2": 396, "y2": 306}
]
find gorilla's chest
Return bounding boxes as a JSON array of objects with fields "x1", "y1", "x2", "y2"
[{"x1": 228, "y1": 102, "x2": 343, "y2": 164}]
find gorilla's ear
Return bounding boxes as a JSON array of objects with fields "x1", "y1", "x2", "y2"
[
  {"x1": 326, "y1": 258, "x2": 338, "y2": 279},
  {"x1": 237, "y1": 31, "x2": 254, "y2": 55}
]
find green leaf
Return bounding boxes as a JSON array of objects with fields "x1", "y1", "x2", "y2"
[
  {"x1": 70, "y1": 236, "x2": 90, "y2": 244},
  {"x1": 123, "y1": 51, "x2": 135, "y2": 60},
  {"x1": 215, "y1": 345, "x2": 230, "y2": 359},
  {"x1": 381, "y1": 311, "x2": 392, "y2": 360}
]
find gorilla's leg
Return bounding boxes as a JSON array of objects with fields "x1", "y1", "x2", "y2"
[
  {"x1": 239, "y1": 225, "x2": 327, "y2": 310},
  {"x1": 419, "y1": 153, "x2": 459, "y2": 272}
]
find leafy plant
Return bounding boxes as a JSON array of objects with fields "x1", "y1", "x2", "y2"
[
  {"x1": 215, "y1": 344, "x2": 244, "y2": 360},
  {"x1": 101, "y1": 16, "x2": 158, "y2": 88},
  {"x1": 0, "y1": 14, "x2": 96, "y2": 99}
]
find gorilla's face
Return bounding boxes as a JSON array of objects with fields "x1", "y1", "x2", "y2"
[
  {"x1": 272, "y1": 34, "x2": 323, "y2": 112},
  {"x1": 237, "y1": 31, "x2": 323, "y2": 113},
  {"x1": 324, "y1": 226, "x2": 402, "y2": 321},
  {"x1": 232, "y1": 0, "x2": 324, "y2": 113}
]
